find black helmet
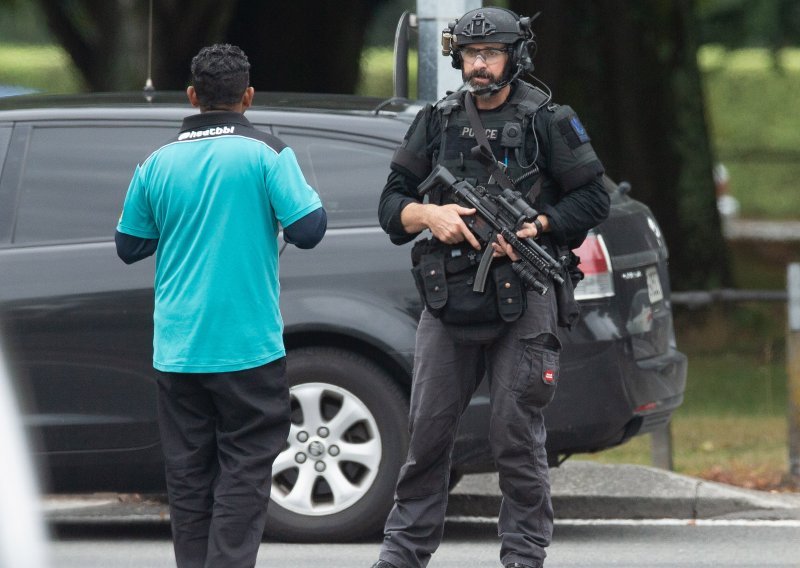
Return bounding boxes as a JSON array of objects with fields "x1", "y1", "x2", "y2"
[{"x1": 442, "y1": 7, "x2": 537, "y2": 75}]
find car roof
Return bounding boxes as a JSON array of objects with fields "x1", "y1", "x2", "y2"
[{"x1": 0, "y1": 91, "x2": 424, "y2": 122}]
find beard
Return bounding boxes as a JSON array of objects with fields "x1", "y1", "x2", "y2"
[{"x1": 462, "y1": 68, "x2": 504, "y2": 98}]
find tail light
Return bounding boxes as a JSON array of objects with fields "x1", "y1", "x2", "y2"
[{"x1": 572, "y1": 233, "x2": 614, "y2": 300}]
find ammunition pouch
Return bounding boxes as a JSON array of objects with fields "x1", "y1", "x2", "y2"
[{"x1": 411, "y1": 239, "x2": 526, "y2": 325}]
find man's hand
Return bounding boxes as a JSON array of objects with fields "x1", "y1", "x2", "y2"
[
  {"x1": 401, "y1": 202, "x2": 481, "y2": 249},
  {"x1": 426, "y1": 204, "x2": 481, "y2": 248},
  {"x1": 491, "y1": 217, "x2": 548, "y2": 260},
  {"x1": 492, "y1": 233, "x2": 519, "y2": 261}
]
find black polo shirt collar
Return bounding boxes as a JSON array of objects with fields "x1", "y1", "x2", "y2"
[{"x1": 180, "y1": 111, "x2": 253, "y2": 132}]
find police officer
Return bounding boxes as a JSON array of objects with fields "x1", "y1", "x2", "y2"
[{"x1": 373, "y1": 7, "x2": 609, "y2": 568}]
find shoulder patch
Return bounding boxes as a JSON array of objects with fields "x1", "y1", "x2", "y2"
[
  {"x1": 557, "y1": 115, "x2": 591, "y2": 149},
  {"x1": 569, "y1": 116, "x2": 591, "y2": 144}
]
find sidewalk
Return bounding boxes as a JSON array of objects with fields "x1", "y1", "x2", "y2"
[
  {"x1": 41, "y1": 461, "x2": 800, "y2": 525},
  {"x1": 449, "y1": 461, "x2": 800, "y2": 521}
]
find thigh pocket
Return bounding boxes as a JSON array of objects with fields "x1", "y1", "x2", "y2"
[{"x1": 512, "y1": 343, "x2": 560, "y2": 408}]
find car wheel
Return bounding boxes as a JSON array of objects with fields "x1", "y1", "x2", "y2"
[{"x1": 265, "y1": 346, "x2": 409, "y2": 542}]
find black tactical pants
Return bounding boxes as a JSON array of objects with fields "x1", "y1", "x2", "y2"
[
  {"x1": 379, "y1": 290, "x2": 560, "y2": 568},
  {"x1": 155, "y1": 359, "x2": 291, "y2": 568}
]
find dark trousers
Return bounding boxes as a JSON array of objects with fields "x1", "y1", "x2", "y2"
[
  {"x1": 379, "y1": 290, "x2": 560, "y2": 568},
  {"x1": 155, "y1": 359, "x2": 291, "y2": 568}
]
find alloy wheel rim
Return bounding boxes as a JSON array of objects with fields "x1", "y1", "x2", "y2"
[{"x1": 271, "y1": 382, "x2": 382, "y2": 516}]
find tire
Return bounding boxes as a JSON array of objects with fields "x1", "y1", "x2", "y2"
[{"x1": 265, "y1": 347, "x2": 409, "y2": 542}]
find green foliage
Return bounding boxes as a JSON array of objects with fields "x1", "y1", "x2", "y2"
[
  {"x1": 0, "y1": 1, "x2": 52, "y2": 44},
  {"x1": 356, "y1": 47, "x2": 418, "y2": 99},
  {"x1": 0, "y1": 43, "x2": 84, "y2": 93},
  {"x1": 697, "y1": 0, "x2": 800, "y2": 47}
]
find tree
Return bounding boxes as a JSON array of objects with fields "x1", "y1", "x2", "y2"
[
  {"x1": 28, "y1": 0, "x2": 383, "y2": 93},
  {"x1": 226, "y1": 0, "x2": 378, "y2": 94},
  {"x1": 35, "y1": 0, "x2": 236, "y2": 91},
  {"x1": 510, "y1": 0, "x2": 730, "y2": 289}
]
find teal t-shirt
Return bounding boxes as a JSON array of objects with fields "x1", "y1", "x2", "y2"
[{"x1": 117, "y1": 112, "x2": 321, "y2": 372}]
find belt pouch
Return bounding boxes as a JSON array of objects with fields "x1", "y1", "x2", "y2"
[
  {"x1": 493, "y1": 262, "x2": 526, "y2": 322},
  {"x1": 411, "y1": 253, "x2": 448, "y2": 314}
]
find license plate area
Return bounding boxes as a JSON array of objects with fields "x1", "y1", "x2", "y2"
[{"x1": 646, "y1": 266, "x2": 664, "y2": 304}]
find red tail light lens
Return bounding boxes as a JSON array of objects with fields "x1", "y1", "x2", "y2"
[{"x1": 572, "y1": 233, "x2": 614, "y2": 300}]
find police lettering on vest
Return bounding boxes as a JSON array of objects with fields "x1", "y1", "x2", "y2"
[{"x1": 459, "y1": 127, "x2": 499, "y2": 140}]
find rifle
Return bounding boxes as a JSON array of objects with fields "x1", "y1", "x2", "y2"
[{"x1": 417, "y1": 164, "x2": 565, "y2": 296}]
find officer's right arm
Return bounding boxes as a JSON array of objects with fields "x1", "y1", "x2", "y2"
[{"x1": 378, "y1": 105, "x2": 478, "y2": 248}]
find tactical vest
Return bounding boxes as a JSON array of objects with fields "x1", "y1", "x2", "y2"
[{"x1": 430, "y1": 82, "x2": 550, "y2": 206}]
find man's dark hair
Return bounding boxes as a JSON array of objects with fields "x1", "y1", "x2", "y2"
[{"x1": 190, "y1": 44, "x2": 250, "y2": 109}]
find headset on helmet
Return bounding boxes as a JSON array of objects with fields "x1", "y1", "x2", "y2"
[{"x1": 442, "y1": 7, "x2": 538, "y2": 80}]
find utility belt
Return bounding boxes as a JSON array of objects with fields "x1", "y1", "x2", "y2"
[{"x1": 410, "y1": 238, "x2": 526, "y2": 325}]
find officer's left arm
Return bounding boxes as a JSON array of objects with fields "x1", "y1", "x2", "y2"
[
  {"x1": 540, "y1": 175, "x2": 610, "y2": 244},
  {"x1": 537, "y1": 106, "x2": 610, "y2": 245}
]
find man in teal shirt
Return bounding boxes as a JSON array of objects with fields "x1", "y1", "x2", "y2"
[{"x1": 116, "y1": 44, "x2": 325, "y2": 568}]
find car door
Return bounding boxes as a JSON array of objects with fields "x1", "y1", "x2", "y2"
[
  {"x1": 270, "y1": 123, "x2": 420, "y2": 361},
  {"x1": 0, "y1": 120, "x2": 176, "y2": 487}
]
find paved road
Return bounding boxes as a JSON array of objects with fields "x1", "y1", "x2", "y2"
[
  {"x1": 40, "y1": 462, "x2": 800, "y2": 567},
  {"x1": 47, "y1": 518, "x2": 800, "y2": 567}
]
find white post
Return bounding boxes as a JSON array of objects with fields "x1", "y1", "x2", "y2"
[{"x1": 416, "y1": 0, "x2": 481, "y2": 101}]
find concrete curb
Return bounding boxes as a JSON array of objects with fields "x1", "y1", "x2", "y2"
[
  {"x1": 41, "y1": 462, "x2": 800, "y2": 525},
  {"x1": 448, "y1": 462, "x2": 800, "y2": 520}
]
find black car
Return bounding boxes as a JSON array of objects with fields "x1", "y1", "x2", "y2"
[{"x1": 0, "y1": 92, "x2": 686, "y2": 541}]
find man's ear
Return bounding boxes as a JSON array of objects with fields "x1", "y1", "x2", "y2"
[
  {"x1": 241, "y1": 87, "x2": 255, "y2": 111},
  {"x1": 186, "y1": 86, "x2": 201, "y2": 108}
]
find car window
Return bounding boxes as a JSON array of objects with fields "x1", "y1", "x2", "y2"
[
  {"x1": 13, "y1": 125, "x2": 175, "y2": 244},
  {"x1": 275, "y1": 129, "x2": 394, "y2": 228}
]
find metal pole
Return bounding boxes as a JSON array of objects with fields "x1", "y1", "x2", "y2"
[
  {"x1": 787, "y1": 263, "x2": 800, "y2": 486},
  {"x1": 650, "y1": 422, "x2": 674, "y2": 471},
  {"x1": 393, "y1": 11, "x2": 414, "y2": 99},
  {"x1": 416, "y1": 0, "x2": 481, "y2": 101}
]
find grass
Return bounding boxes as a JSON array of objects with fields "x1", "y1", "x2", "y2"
[
  {"x1": 584, "y1": 299, "x2": 794, "y2": 490},
  {"x1": 584, "y1": 415, "x2": 789, "y2": 490},
  {"x1": 701, "y1": 46, "x2": 800, "y2": 220},
  {"x1": 357, "y1": 47, "x2": 418, "y2": 99},
  {"x1": 0, "y1": 43, "x2": 83, "y2": 93},
  {"x1": 582, "y1": 342, "x2": 792, "y2": 490},
  {"x1": 583, "y1": 47, "x2": 800, "y2": 488}
]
